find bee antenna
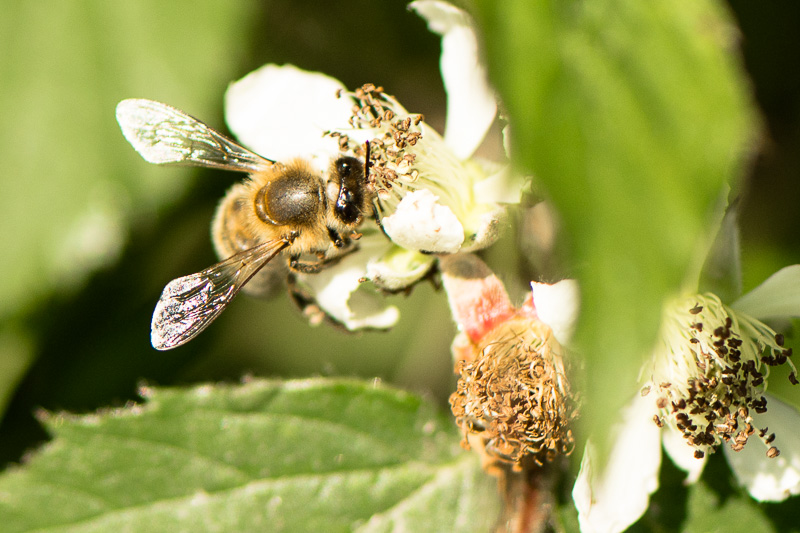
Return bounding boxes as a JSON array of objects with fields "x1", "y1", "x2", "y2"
[{"x1": 364, "y1": 140, "x2": 371, "y2": 181}]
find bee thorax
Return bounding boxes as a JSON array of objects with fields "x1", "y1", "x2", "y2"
[{"x1": 254, "y1": 169, "x2": 324, "y2": 226}]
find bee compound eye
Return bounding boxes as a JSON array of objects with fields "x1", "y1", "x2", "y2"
[
  {"x1": 335, "y1": 156, "x2": 363, "y2": 180},
  {"x1": 336, "y1": 157, "x2": 352, "y2": 177}
]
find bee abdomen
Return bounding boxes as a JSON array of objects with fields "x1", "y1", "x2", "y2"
[{"x1": 212, "y1": 191, "x2": 260, "y2": 257}]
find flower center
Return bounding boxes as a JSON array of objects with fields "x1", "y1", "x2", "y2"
[
  {"x1": 645, "y1": 294, "x2": 797, "y2": 459},
  {"x1": 325, "y1": 84, "x2": 477, "y2": 222},
  {"x1": 450, "y1": 317, "x2": 576, "y2": 471}
]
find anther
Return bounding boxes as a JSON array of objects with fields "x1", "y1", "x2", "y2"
[{"x1": 767, "y1": 447, "x2": 780, "y2": 458}]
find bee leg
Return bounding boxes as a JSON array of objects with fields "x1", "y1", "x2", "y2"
[
  {"x1": 288, "y1": 239, "x2": 359, "y2": 274},
  {"x1": 327, "y1": 227, "x2": 345, "y2": 248},
  {"x1": 285, "y1": 274, "x2": 326, "y2": 326},
  {"x1": 289, "y1": 254, "x2": 326, "y2": 274},
  {"x1": 286, "y1": 274, "x2": 350, "y2": 331}
]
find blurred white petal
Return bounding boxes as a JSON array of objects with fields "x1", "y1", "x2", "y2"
[
  {"x1": 302, "y1": 238, "x2": 399, "y2": 330},
  {"x1": 531, "y1": 279, "x2": 579, "y2": 345},
  {"x1": 725, "y1": 394, "x2": 800, "y2": 501},
  {"x1": 366, "y1": 247, "x2": 435, "y2": 291},
  {"x1": 459, "y1": 204, "x2": 506, "y2": 253},
  {"x1": 502, "y1": 124, "x2": 512, "y2": 157},
  {"x1": 573, "y1": 394, "x2": 662, "y2": 533},
  {"x1": 473, "y1": 165, "x2": 525, "y2": 204},
  {"x1": 410, "y1": 0, "x2": 496, "y2": 159},
  {"x1": 225, "y1": 64, "x2": 351, "y2": 170},
  {"x1": 730, "y1": 265, "x2": 800, "y2": 320},
  {"x1": 382, "y1": 189, "x2": 464, "y2": 253},
  {"x1": 661, "y1": 425, "x2": 707, "y2": 483}
]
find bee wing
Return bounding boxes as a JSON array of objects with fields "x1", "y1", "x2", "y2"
[
  {"x1": 116, "y1": 98, "x2": 274, "y2": 173},
  {"x1": 151, "y1": 238, "x2": 291, "y2": 350}
]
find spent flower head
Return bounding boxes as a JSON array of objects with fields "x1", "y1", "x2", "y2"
[{"x1": 440, "y1": 254, "x2": 578, "y2": 474}]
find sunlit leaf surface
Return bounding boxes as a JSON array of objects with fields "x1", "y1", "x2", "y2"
[{"x1": 0, "y1": 379, "x2": 498, "y2": 532}]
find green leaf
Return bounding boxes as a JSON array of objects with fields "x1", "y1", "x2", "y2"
[
  {"x1": 0, "y1": 0, "x2": 260, "y2": 320},
  {"x1": 731, "y1": 264, "x2": 800, "y2": 320},
  {"x1": 0, "y1": 0, "x2": 261, "y2": 420},
  {"x1": 472, "y1": 0, "x2": 757, "y2": 452},
  {"x1": 0, "y1": 323, "x2": 35, "y2": 417},
  {"x1": 0, "y1": 379, "x2": 498, "y2": 532},
  {"x1": 684, "y1": 481, "x2": 775, "y2": 533}
]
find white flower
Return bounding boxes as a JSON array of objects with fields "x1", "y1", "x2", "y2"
[
  {"x1": 411, "y1": 0, "x2": 496, "y2": 160},
  {"x1": 574, "y1": 265, "x2": 800, "y2": 533},
  {"x1": 573, "y1": 395, "x2": 662, "y2": 533},
  {"x1": 222, "y1": 1, "x2": 524, "y2": 329},
  {"x1": 440, "y1": 253, "x2": 579, "y2": 472},
  {"x1": 381, "y1": 189, "x2": 464, "y2": 253}
]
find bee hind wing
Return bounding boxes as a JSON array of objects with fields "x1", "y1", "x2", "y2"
[
  {"x1": 151, "y1": 239, "x2": 290, "y2": 350},
  {"x1": 116, "y1": 98, "x2": 274, "y2": 173}
]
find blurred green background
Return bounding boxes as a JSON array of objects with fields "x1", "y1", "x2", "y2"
[{"x1": 0, "y1": 0, "x2": 798, "y2": 472}]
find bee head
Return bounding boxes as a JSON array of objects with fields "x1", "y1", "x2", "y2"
[{"x1": 331, "y1": 156, "x2": 369, "y2": 226}]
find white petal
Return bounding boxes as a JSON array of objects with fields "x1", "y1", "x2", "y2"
[
  {"x1": 730, "y1": 265, "x2": 800, "y2": 320},
  {"x1": 530, "y1": 279, "x2": 579, "y2": 346},
  {"x1": 502, "y1": 124, "x2": 512, "y2": 157},
  {"x1": 459, "y1": 204, "x2": 506, "y2": 253},
  {"x1": 573, "y1": 394, "x2": 662, "y2": 533},
  {"x1": 225, "y1": 64, "x2": 351, "y2": 170},
  {"x1": 301, "y1": 238, "x2": 399, "y2": 330},
  {"x1": 724, "y1": 394, "x2": 800, "y2": 501},
  {"x1": 450, "y1": 330, "x2": 474, "y2": 365},
  {"x1": 661, "y1": 425, "x2": 707, "y2": 483},
  {"x1": 382, "y1": 189, "x2": 464, "y2": 253},
  {"x1": 472, "y1": 165, "x2": 525, "y2": 205},
  {"x1": 366, "y1": 247, "x2": 435, "y2": 291},
  {"x1": 410, "y1": 1, "x2": 496, "y2": 159}
]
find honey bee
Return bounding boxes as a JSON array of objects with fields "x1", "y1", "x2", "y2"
[{"x1": 116, "y1": 99, "x2": 374, "y2": 350}]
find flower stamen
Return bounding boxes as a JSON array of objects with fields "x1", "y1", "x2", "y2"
[
  {"x1": 645, "y1": 294, "x2": 797, "y2": 459},
  {"x1": 327, "y1": 84, "x2": 495, "y2": 236}
]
